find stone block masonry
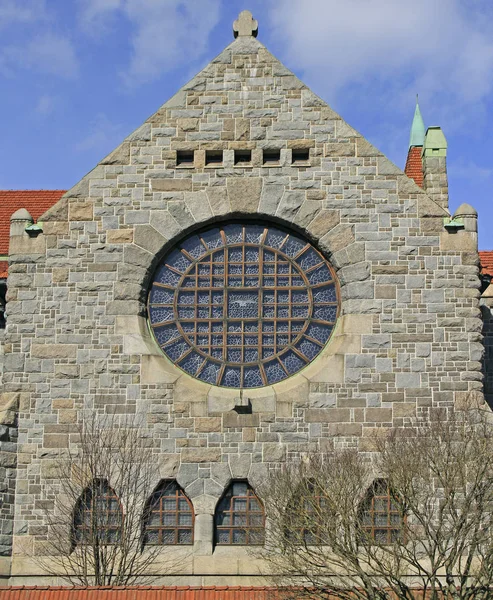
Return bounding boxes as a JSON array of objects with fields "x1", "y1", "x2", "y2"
[{"x1": 0, "y1": 12, "x2": 483, "y2": 585}]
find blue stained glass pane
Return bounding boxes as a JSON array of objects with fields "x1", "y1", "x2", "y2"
[
  {"x1": 292, "y1": 276, "x2": 304, "y2": 287},
  {"x1": 213, "y1": 278, "x2": 224, "y2": 287},
  {"x1": 244, "y1": 349, "x2": 259, "y2": 362},
  {"x1": 245, "y1": 336, "x2": 258, "y2": 346},
  {"x1": 212, "y1": 306, "x2": 223, "y2": 318},
  {"x1": 213, "y1": 265, "x2": 224, "y2": 275},
  {"x1": 198, "y1": 263, "x2": 210, "y2": 275},
  {"x1": 198, "y1": 307, "x2": 209, "y2": 318},
  {"x1": 245, "y1": 225, "x2": 265, "y2": 243},
  {"x1": 182, "y1": 277, "x2": 195, "y2": 288},
  {"x1": 222, "y1": 367, "x2": 241, "y2": 388},
  {"x1": 155, "y1": 266, "x2": 181, "y2": 286},
  {"x1": 178, "y1": 351, "x2": 205, "y2": 376},
  {"x1": 244, "y1": 366, "x2": 263, "y2": 387},
  {"x1": 277, "y1": 277, "x2": 290, "y2": 287},
  {"x1": 213, "y1": 249, "x2": 225, "y2": 262},
  {"x1": 227, "y1": 348, "x2": 242, "y2": 363},
  {"x1": 154, "y1": 325, "x2": 181, "y2": 346},
  {"x1": 277, "y1": 306, "x2": 289, "y2": 318},
  {"x1": 306, "y1": 323, "x2": 332, "y2": 344},
  {"x1": 313, "y1": 305, "x2": 338, "y2": 322},
  {"x1": 150, "y1": 287, "x2": 174, "y2": 304},
  {"x1": 166, "y1": 249, "x2": 192, "y2": 273},
  {"x1": 263, "y1": 306, "x2": 275, "y2": 318},
  {"x1": 277, "y1": 335, "x2": 289, "y2": 347},
  {"x1": 263, "y1": 263, "x2": 275, "y2": 274},
  {"x1": 312, "y1": 285, "x2": 337, "y2": 303},
  {"x1": 262, "y1": 335, "x2": 274, "y2": 346},
  {"x1": 244, "y1": 323, "x2": 258, "y2": 333},
  {"x1": 198, "y1": 292, "x2": 209, "y2": 304},
  {"x1": 277, "y1": 291, "x2": 289, "y2": 303},
  {"x1": 228, "y1": 277, "x2": 242, "y2": 287},
  {"x1": 265, "y1": 228, "x2": 287, "y2": 249},
  {"x1": 265, "y1": 360, "x2": 286, "y2": 384},
  {"x1": 245, "y1": 247, "x2": 259, "y2": 262},
  {"x1": 181, "y1": 322, "x2": 195, "y2": 333},
  {"x1": 229, "y1": 248, "x2": 243, "y2": 262},
  {"x1": 283, "y1": 235, "x2": 306, "y2": 257},
  {"x1": 227, "y1": 335, "x2": 242, "y2": 346},
  {"x1": 262, "y1": 347, "x2": 275, "y2": 359},
  {"x1": 296, "y1": 338, "x2": 321, "y2": 361},
  {"x1": 165, "y1": 340, "x2": 189, "y2": 361},
  {"x1": 201, "y1": 228, "x2": 223, "y2": 249},
  {"x1": 281, "y1": 350, "x2": 306, "y2": 374},
  {"x1": 292, "y1": 290, "x2": 309, "y2": 303},
  {"x1": 224, "y1": 224, "x2": 243, "y2": 244},
  {"x1": 229, "y1": 264, "x2": 242, "y2": 275},
  {"x1": 180, "y1": 235, "x2": 206, "y2": 259},
  {"x1": 296, "y1": 247, "x2": 322, "y2": 270},
  {"x1": 292, "y1": 305, "x2": 309, "y2": 318},
  {"x1": 198, "y1": 361, "x2": 221, "y2": 385},
  {"x1": 263, "y1": 291, "x2": 275, "y2": 304},
  {"x1": 264, "y1": 277, "x2": 275, "y2": 287},
  {"x1": 263, "y1": 250, "x2": 276, "y2": 262},
  {"x1": 245, "y1": 264, "x2": 259, "y2": 274},
  {"x1": 197, "y1": 335, "x2": 208, "y2": 346},
  {"x1": 308, "y1": 264, "x2": 332, "y2": 285},
  {"x1": 263, "y1": 322, "x2": 275, "y2": 333},
  {"x1": 211, "y1": 348, "x2": 223, "y2": 360},
  {"x1": 178, "y1": 307, "x2": 194, "y2": 319},
  {"x1": 149, "y1": 306, "x2": 174, "y2": 324},
  {"x1": 178, "y1": 292, "x2": 195, "y2": 305},
  {"x1": 277, "y1": 263, "x2": 289, "y2": 274},
  {"x1": 228, "y1": 323, "x2": 242, "y2": 332},
  {"x1": 212, "y1": 323, "x2": 223, "y2": 332},
  {"x1": 197, "y1": 322, "x2": 209, "y2": 333},
  {"x1": 291, "y1": 322, "x2": 304, "y2": 332},
  {"x1": 212, "y1": 335, "x2": 223, "y2": 346}
]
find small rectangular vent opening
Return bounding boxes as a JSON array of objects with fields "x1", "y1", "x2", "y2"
[
  {"x1": 292, "y1": 148, "x2": 310, "y2": 164},
  {"x1": 263, "y1": 149, "x2": 281, "y2": 165},
  {"x1": 177, "y1": 151, "x2": 194, "y2": 166},
  {"x1": 206, "y1": 150, "x2": 223, "y2": 166},
  {"x1": 235, "y1": 150, "x2": 252, "y2": 165}
]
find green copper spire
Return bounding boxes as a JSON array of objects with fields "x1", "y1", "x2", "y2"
[{"x1": 409, "y1": 95, "x2": 426, "y2": 148}]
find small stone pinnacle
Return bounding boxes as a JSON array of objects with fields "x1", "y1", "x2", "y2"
[{"x1": 233, "y1": 10, "x2": 258, "y2": 38}]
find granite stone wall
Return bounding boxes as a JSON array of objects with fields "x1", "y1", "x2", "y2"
[{"x1": 1, "y1": 33, "x2": 484, "y2": 583}]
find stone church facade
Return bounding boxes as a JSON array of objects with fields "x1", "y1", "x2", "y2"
[{"x1": 0, "y1": 10, "x2": 490, "y2": 586}]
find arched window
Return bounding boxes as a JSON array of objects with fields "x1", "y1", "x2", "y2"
[
  {"x1": 359, "y1": 479, "x2": 405, "y2": 545},
  {"x1": 215, "y1": 480, "x2": 265, "y2": 545},
  {"x1": 285, "y1": 481, "x2": 328, "y2": 545},
  {"x1": 142, "y1": 480, "x2": 194, "y2": 545},
  {"x1": 73, "y1": 479, "x2": 123, "y2": 546}
]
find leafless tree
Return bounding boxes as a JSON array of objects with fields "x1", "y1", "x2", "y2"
[
  {"x1": 36, "y1": 413, "x2": 176, "y2": 586},
  {"x1": 259, "y1": 409, "x2": 493, "y2": 600}
]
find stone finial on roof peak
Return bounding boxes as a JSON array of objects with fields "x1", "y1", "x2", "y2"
[{"x1": 233, "y1": 10, "x2": 258, "y2": 38}]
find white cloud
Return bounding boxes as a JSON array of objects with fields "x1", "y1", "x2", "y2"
[
  {"x1": 0, "y1": 33, "x2": 79, "y2": 79},
  {"x1": 267, "y1": 0, "x2": 493, "y2": 109},
  {"x1": 78, "y1": 0, "x2": 221, "y2": 86},
  {"x1": 0, "y1": 0, "x2": 47, "y2": 28},
  {"x1": 450, "y1": 159, "x2": 493, "y2": 183},
  {"x1": 35, "y1": 94, "x2": 57, "y2": 117},
  {"x1": 75, "y1": 113, "x2": 125, "y2": 153}
]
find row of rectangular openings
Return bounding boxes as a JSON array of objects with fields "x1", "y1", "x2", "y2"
[{"x1": 177, "y1": 149, "x2": 310, "y2": 166}]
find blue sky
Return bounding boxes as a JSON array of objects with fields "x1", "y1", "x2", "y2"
[{"x1": 0, "y1": 0, "x2": 492, "y2": 248}]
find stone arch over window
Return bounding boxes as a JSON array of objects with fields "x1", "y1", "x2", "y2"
[
  {"x1": 72, "y1": 479, "x2": 123, "y2": 547},
  {"x1": 359, "y1": 479, "x2": 405, "y2": 544},
  {"x1": 214, "y1": 480, "x2": 265, "y2": 545},
  {"x1": 142, "y1": 480, "x2": 194, "y2": 545}
]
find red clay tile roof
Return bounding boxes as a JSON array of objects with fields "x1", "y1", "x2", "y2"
[
  {"x1": 404, "y1": 146, "x2": 423, "y2": 188},
  {"x1": 0, "y1": 587, "x2": 280, "y2": 600},
  {"x1": 0, "y1": 190, "x2": 65, "y2": 278},
  {"x1": 480, "y1": 250, "x2": 493, "y2": 278}
]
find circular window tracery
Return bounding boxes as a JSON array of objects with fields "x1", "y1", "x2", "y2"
[{"x1": 148, "y1": 223, "x2": 339, "y2": 388}]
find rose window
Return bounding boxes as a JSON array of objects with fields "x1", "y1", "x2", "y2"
[{"x1": 148, "y1": 224, "x2": 339, "y2": 388}]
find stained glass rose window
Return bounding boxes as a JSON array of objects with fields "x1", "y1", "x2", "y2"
[{"x1": 148, "y1": 223, "x2": 339, "y2": 388}]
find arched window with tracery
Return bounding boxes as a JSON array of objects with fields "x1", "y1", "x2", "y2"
[
  {"x1": 142, "y1": 480, "x2": 194, "y2": 545},
  {"x1": 72, "y1": 479, "x2": 123, "y2": 546},
  {"x1": 215, "y1": 480, "x2": 265, "y2": 545},
  {"x1": 359, "y1": 479, "x2": 405, "y2": 544}
]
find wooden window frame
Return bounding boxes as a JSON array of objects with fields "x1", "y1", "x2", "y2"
[
  {"x1": 360, "y1": 480, "x2": 405, "y2": 545},
  {"x1": 72, "y1": 479, "x2": 123, "y2": 547},
  {"x1": 142, "y1": 480, "x2": 194, "y2": 546},
  {"x1": 215, "y1": 481, "x2": 265, "y2": 546}
]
